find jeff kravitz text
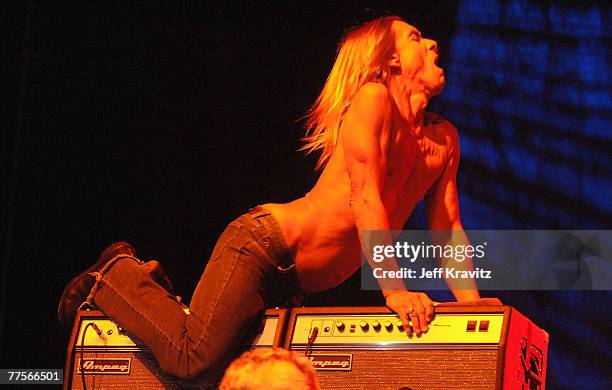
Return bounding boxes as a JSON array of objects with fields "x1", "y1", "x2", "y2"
[{"x1": 372, "y1": 267, "x2": 492, "y2": 279}]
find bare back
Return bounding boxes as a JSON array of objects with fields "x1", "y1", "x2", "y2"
[{"x1": 263, "y1": 94, "x2": 458, "y2": 292}]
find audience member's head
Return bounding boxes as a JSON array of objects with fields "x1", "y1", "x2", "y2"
[{"x1": 219, "y1": 347, "x2": 320, "y2": 390}]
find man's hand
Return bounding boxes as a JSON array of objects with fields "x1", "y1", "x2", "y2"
[{"x1": 385, "y1": 290, "x2": 434, "y2": 336}]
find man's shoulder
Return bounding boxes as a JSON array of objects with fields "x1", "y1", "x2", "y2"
[
  {"x1": 351, "y1": 82, "x2": 392, "y2": 111},
  {"x1": 355, "y1": 82, "x2": 391, "y2": 100},
  {"x1": 343, "y1": 83, "x2": 393, "y2": 132},
  {"x1": 425, "y1": 111, "x2": 459, "y2": 143}
]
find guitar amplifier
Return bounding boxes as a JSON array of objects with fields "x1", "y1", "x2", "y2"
[
  {"x1": 64, "y1": 309, "x2": 289, "y2": 389},
  {"x1": 284, "y1": 305, "x2": 548, "y2": 390}
]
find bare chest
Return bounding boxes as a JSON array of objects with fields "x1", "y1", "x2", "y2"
[{"x1": 382, "y1": 128, "x2": 449, "y2": 211}]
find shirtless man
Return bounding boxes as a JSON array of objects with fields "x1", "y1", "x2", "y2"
[
  {"x1": 58, "y1": 15, "x2": 479, "y2": 386},
  {"x1": 265, "y1": 15, "x2": 479, "y2": 328}
]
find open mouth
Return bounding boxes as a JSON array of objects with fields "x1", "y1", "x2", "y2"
[{"x1": 432, "y1": 55, "x2": 444, "y2": 74}]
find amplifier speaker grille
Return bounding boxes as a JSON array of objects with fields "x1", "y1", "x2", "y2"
[
  {"x1": 69, "y1": 350, "x2": 182, "y2": 390},
  {"x1": 305, "y1": 349, "x2": 499, "y2": 390}
]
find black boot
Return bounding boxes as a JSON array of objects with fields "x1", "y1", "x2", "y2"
[{"x1": 57, "y1": 241, "x2": 136, "y2": 331}]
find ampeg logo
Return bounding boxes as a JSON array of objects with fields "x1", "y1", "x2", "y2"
[
  {"x1": 77, "y1": 358, "x2": 131, "y2": 375},
  {"x1": 307, "y1": 354, "x2": 352, "y2": 371}
]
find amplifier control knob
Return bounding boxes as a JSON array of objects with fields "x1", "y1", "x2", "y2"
[
  {"x1": 396, "y1": 320, "x2": 405, "y2": 331},
  {"x1": 335, "y1": 321, "x2": 345, "y2": 331},
  {"x1": 359, "y1": 321, "x2": 369, "y2": 331},
  {"x1": 372, "y1": 320, "x2": 381, "y2": 330},
  {"x1": 384, "y1": 320, "x2": 393, "y2": 331}
]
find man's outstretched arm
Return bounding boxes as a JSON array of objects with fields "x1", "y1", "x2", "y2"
[
  {"x1": 342, "y1": 82, "x2": 434, "y2": 335},
  {"x1": 425, "y1": 120, "x2": 480, "y2": 301}
]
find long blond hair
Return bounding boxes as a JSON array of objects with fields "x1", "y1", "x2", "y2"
[{"x1": 301, "y1": 16, "x2": 403, "y2": 170}]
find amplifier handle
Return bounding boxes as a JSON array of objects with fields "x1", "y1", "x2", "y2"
[{"x1": 520, "y1": 340, "x2": 544, "y2": 388}]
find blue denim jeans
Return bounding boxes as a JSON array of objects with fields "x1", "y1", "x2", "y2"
[{"x1": 90, "y1": 207, "x2": 302, "y2": 386}]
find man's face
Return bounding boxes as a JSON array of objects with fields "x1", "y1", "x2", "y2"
[{"x1": 390, "y1": 21, "x2": 445, "y2": 97}]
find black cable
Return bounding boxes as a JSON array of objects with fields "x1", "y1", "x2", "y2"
[
  {"x1": 305, "y1": 326, "x2": 318, "y2": 357},
  {"x1": 80, "y1": 322, "x2": 94, "y2": 390}
]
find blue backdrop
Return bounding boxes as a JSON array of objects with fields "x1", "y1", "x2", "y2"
[{"x1": 434, "y1": 1, "x2": 611, "y2": 387}]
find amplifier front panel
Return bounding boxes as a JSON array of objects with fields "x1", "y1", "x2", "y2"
[
  {"x1": 69, "y1": 350, "x2": 182, "y2": 390},
  {"x1": 66, "y1": 309, "x2": 288, "y2": 389},
  {"x1": 293, "y1": 348, "x2": 499, "y2": 390},
  {"x1": 291, "y1": 313, "x2": 504, "y2": 346},
  {"x1": 286, "y1": 307, "x2": 509, "y2": 390},
  {"x1": 74, "y1": 318, "x2": 140, "y2": 347}
]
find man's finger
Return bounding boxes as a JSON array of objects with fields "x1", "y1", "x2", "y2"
[
  {"x1": 408, "y1": 308, "x2": 421, "y2": 336},
  {"x1": 423, "y1": 298, "x2": 435, "y2": 322},
  {"x1": 414, "y1": 304, "x2": 428, "y2": 334},
  {"x1": 398, "y1": 310, "x2": 410, "y2": 336}
]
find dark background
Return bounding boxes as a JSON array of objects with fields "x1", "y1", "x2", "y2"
[{"x1": 2, "y1": 1, "x2": 611, "y2": 388}]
